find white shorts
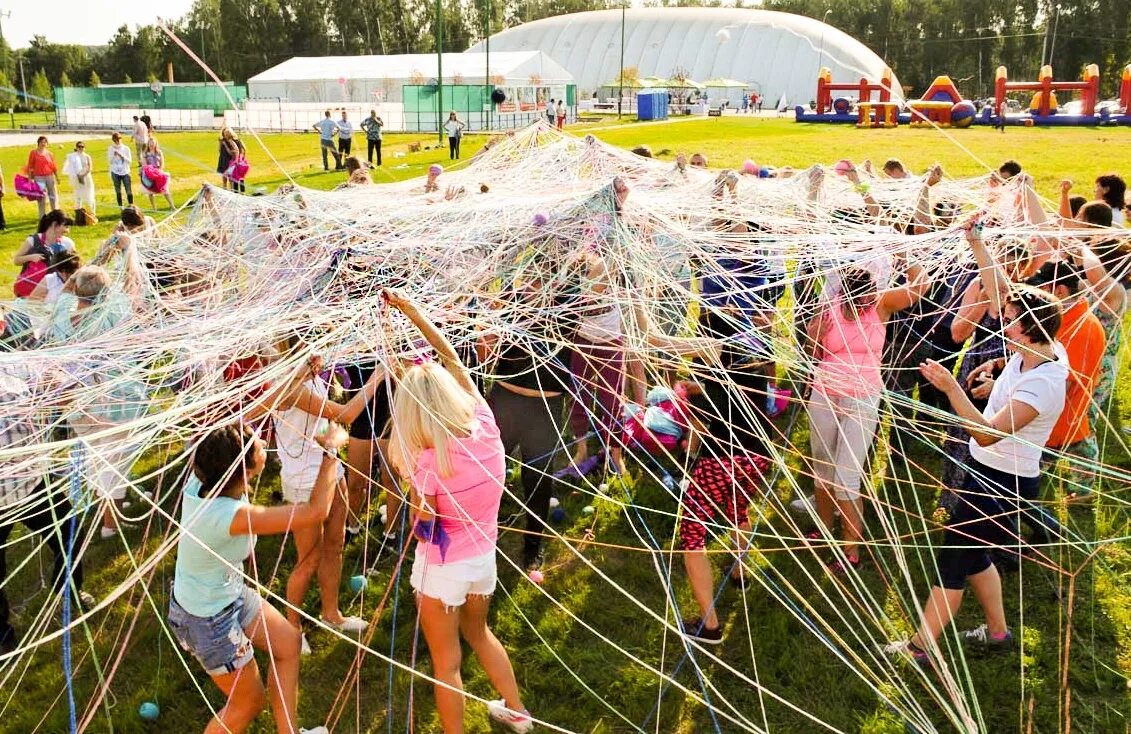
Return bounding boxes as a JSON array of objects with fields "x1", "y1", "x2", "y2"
[
  {"x1": 410, "y1": 548, "x2": 496, "y2": 610},
  {"x1": 70, "y1": 415, "x2": 138, "y2": 502},
  {"x1": 281, "y1": 463, "x2": 345, "y2": 503}
]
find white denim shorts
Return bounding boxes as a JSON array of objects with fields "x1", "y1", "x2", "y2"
[{"x1": 410, "y1": 547, "x2": 496, "y2": 610}]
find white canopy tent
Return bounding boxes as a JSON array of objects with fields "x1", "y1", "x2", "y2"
[{"x1": 247, "y1": 51, "x2": 573, "y2": 105}]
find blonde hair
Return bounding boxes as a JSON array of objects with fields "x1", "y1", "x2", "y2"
[
  {"x1": 72, "y1": 265, "x2": 111, "y2": 300},
  {"x1": 389, "y1": 363, "x2": 479, "y2": 479}
]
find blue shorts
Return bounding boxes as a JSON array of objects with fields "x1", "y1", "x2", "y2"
[{"x1": 168, "y1": 585, "x2": 261, "y2": 676}]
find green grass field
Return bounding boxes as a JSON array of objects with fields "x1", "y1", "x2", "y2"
[{"x1": 2, "y1": 117, "x2": 1131, "y2": 733}]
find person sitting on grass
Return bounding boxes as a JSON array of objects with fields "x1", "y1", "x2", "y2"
[
  {"x1": 168, "y1": 421, "x2": 348, "y2": 734},
  {"x1": 885, "y1": 219, "x2": 1067, "y2": 665}
]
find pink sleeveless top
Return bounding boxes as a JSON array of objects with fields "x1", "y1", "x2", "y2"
[{"x1": 813, "y1": 301, "x2": 886, "y2": 398}]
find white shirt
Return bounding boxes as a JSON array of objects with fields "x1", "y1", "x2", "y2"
[
  {"x1": 272, "y1": 378, "x2": 342, "y2": 493},
  {"x1": 444, "y1": 120, "x2": 462, "y2": 137},
  {"x1": 63, "y1": 151, "x2": 91, "y2": 178},
  {"x1": 969, "y1": 342, "x2": 1069, "y2": 477},
  {"x1": 108, "y1": 143, "x2": 132, "y2": 176},
  {"x1": 576, "y1": 304, "x2": 623, "y2": 343},
  {"x1": 1112, "y1": 207, "x2": 1125, "y2": 227},
  {"x1": 337, "y1": 118, "x2": 353, "y2": 136},
  {"x1": 132, "y1": 120, "x2": 149, "y2": 145}
]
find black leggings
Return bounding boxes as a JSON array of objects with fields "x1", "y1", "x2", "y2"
[
  {"x1": 0, "y1": 485, "x2": 84, "y2": 645},
  {"x1": 448, "y1": 136, "x2": 460, "y2": 160},
  {"x1": 488, "y1": 386, "x2": 566, "y2": 561},
  {"x1": 367, "y1": 139, "x2": 382, "y2": 166}
]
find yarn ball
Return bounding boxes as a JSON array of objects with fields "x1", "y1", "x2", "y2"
[
  {"x1": 582, "y1": 505, "x2": 595, "y2": 515},
  {"x1": 528, "y1": 569, "x2": 545, "y2": 585},
  {"x1": 349, "y1": 575, "x2": 368, "y2": 593},
  {"x1": 532, "y1": 212, "x2": 548, "y2": 227},
  {"x1": 428, "y1": 164, "x2": 443, "y2": 176},
  {"x1": 138, "y1": 702, "x2": 160, "y2": 721},
  {"x1": 550, "y1": 507, "x2": 567, "y2": 524}
]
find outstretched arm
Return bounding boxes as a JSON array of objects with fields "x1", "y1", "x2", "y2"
[{"x1": 383, "y1": 289, "x2": 479, "y2": 398}]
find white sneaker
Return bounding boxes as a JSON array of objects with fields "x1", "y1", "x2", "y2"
[
  {"x1": 100, "y1": 527, "x2": 116, "y2": 539},
  {"x1": 299, "y1": 727, "x2": 329, "y2": 734},
  {"x1": 487, "y1": 699, "x2": 534, "y2": 733},
  {"x1": 323, "y1": 615, "x2": 367, "y2": 633},
  {"x1": 301, "y1": 635, "x2": 311, "y2": 656}
]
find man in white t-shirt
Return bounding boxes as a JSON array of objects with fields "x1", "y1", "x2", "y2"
[
  {"x1": 108, "y1": 132, "x2": 135, "y2": 207},
  {"x1": 312, "y1": 110, "x2": 342, "y2": 171},
  {"x1": 336, "y1": 110, "x2": 353, "y2": 159}
]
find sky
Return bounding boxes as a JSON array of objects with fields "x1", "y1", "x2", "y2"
[{"x1": 3, "y1": 0, "x2": 196, "y2": 48}]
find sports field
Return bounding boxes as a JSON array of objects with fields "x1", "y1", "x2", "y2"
[{"x1": 2, "y1": 116, "x2": 1130, "y2": 733}]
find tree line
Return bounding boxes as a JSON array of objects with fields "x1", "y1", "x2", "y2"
[{"x1": 0, "y1": 0, "x2": 1127, "y2": 110}]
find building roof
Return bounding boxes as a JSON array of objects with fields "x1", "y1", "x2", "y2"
[
  {"x1": 468, "y1": 8, "x2": 899, "y2": 105},
  {"x1": 248, "y1": 51, "x2": 573, "y2": 85}
]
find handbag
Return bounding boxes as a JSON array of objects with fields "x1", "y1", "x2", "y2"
[
  {"x1": 13, "y1": 236, "x2": 51, "y2": 297},
  {"x1": 13, "y1": 174, "x2": 44, "y2": 201}
]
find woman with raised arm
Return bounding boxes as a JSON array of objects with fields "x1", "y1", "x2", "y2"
[
  {"x1": 383, "y1": 289, "x2": 533, "y2": 733},
  {"x1": 886, "y1": 220, "x2": 1067, "y2": 665},
  {"x1": 168, "y1": 421, "x2": 348, "y2": 734}
]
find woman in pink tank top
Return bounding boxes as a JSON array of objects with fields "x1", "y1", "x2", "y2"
[{"x1": 806, "y1": 263, "x2": 927, "y2": 573}]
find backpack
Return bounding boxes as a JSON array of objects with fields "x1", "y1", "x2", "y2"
[{"x1": 12, "y1": 236, "x2": 51, "y2": 298}]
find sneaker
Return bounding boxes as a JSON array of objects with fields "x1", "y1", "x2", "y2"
[
  {"x1": 960, "y1": 624, "x2": 1014, "y2": 653},
  {"x1": 345, "y1": 525, "x2": 362, "y2": 544},
  {"x1": 487, "y1": 699, "x2": 534, "y2": 733},
  {"x1": 523, "y1": 550, "x2": 545, "y2": 572},
  {"x1": 789, "y1": 494, "x2": 816, "y2": 515},
  {"x1": 680, "y1": 617, "x2": 723, "y2": 645},
  {"x1": 301, "y1": 634, "x2": 311, "y2": 656},
  {"x1": 882, "y1": 639, "x2": 929, "y2": 666},
  {"x1": 553, "y1": 454, "x2": 602, "y2": 481},
  {"x1": 77, "y1": 591, "x2": 96, "y2": 608},
  {"x1": 323, "y1": 615, "x2": 367, "y2": 633},
  {"x1": 300, "y1": 727, "x2": 329, "y2": 734},
  {"x1": 99, "y1": 527, "x2": 116, "y2": 540}
]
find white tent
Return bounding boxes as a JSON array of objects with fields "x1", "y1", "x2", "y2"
[
  {"x1": 247, "y1": 51, "x2": 573, "y2": 104},
  {"x1": 469, "y1": 8, "x2": 899, "y2": 108}
]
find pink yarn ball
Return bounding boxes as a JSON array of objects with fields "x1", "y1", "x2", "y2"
[
  {"x1": 833, "y1": 159, "x2": 853, "y2": 175},
  {"x1": 742, "y1": 159, "x2": 758, "y2": 175},
  {"x1": 532, "y1": 213, "x2": 548, "y2": 227},
  {"x1": 528, "y1": 569, "x2": 545, "y2": 585}
]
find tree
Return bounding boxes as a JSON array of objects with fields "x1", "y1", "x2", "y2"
[
  {"x1": 59, "y1": 70, "x2": 71, "y2": 88},
  {"x1": 0, "y1": 70, "x2": 17, "y2": 109},
  {"x1": 89, "y1": 70, "x2": 101, "y2": 87},
  {"x1": 28, "y1": 68, "x2": 52, "y2": 109}
]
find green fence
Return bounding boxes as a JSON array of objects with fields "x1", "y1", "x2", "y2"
[
  {"x1": 54, "y1": 84, "x2": 247, "y2": 115},
  {"x1": 403, "y1": 83, "x2": 576, "y2": 132}
]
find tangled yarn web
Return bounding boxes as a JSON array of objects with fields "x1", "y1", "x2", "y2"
[{"x1": 1, "y1": 122, "x2": 1129, "y2": 733}]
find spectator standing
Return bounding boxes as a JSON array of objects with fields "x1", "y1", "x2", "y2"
[
  {"x1": 26, "y1": 136, "x2": 58, "y2": 218},
  {"x1": 360, "y1": 110, "x2": 384, "y2": 166},
  {"x1": 107, "y1": 132, "x2": 134, "y2": 208},
  {"x1": 63, "y1": 142, "x2": 95, "y2": 216},
  {"x1": 313, "y1": 111, "x2": 342, "y2": 171},
  {"x1": 337, "y1": 110, "x2": 353, "y2": 159},
  {"x1": 131, "y1": 116, "x2": 149, "y2": 164}
]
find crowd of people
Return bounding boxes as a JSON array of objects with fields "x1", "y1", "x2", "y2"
[{"x1": 1, "y1": 127, "x2": 1130, "y2": 733}]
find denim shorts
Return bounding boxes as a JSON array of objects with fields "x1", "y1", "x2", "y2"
[{"x1": 168, "y1": 585, "x2": 261, "y2": 676}]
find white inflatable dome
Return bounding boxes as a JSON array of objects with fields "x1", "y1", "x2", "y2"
[{"x1": 469, "y1": 8, "x2": 900, "y2": 108}]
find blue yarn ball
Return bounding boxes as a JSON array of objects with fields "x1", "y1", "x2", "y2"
[
  {"x1": 138, "y1": 701, "x2": 160, "y2": 721},
  {"x1": 550, "y1": 507, "x2": 567, "y2": 524},
  {"x1": 349, "y1": 574, "x2": 368, "y2": 593}
]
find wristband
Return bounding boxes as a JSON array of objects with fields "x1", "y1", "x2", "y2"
[{"x1": 854, "y1": 182, "x2": 870, "y2": 195}]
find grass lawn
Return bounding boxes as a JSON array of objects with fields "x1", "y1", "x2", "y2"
[{"x1": 2, "y1": 117, "x2": 1131, "y2": 733}]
